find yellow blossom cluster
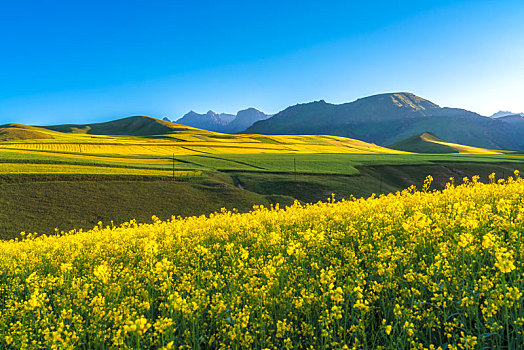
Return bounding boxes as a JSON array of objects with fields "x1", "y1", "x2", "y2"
[{"x1": 0, "y1": 172, "x2": 523, "y2": 349}]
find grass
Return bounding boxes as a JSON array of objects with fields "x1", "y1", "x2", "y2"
[
  {"x1": 2, "y1": 161, "x2": 523, "y2": 240},
  {"x1": 1, "y1": 116, "x2": 520, "y2": 178},
  {"x1": 176, "y1": 153, "x2": 524, "y2": 176},
  {"x1": 0, "y1": 174, "x2": 291, "y2": 240},
  {"x1": 0, "y1": 122, "x2": 400, "y2": 176},
  {"x1": 177, "y1": 153, "x2": 361, "y2": 174},
  {"x1": 231, "y1": 162, "x2": 524, "y2": 203},
  {"x1": 0, "y1": 163, "x2": 198, "y2": 177},
  {"x1": 389, "y1": 132, "x2": 505, "y2": 154}
]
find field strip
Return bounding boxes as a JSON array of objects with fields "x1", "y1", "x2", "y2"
[
  {"x1": 191, "y1": 155, "x2": 267, "y2": 170},
  {"x1": 0, "y1": 148, "x2": 173, "y2": 164},
  {"x1": 0, "y1": 163, "x2": 189, "y2": 176},
  {"x1": 0, "y1": 147, "x2": 179, "y2": 160}
]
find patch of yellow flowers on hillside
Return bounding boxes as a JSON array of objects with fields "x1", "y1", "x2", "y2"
[{"x1": 0, "y1": 172, "x2": 523, "y2": 349}]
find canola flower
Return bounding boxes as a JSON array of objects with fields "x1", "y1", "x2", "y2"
[
  {"x1": 0, "y1": 132, "x2": 397, "y2": 157},
  {"x1": 0, "y1": 172, "x2": 523, "y2": 349}
]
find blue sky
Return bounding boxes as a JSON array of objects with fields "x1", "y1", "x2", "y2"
[{"x1": 0, "y1": 0, "x2": 523, "y2": 125}]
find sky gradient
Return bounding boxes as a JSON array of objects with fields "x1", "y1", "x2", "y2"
[{"x1": 1, "y1": 0, "x2": 523, "y2": 125}]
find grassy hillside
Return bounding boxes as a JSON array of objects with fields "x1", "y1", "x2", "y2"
[
  {"x1": 2, "y1": 161, "x2": 524, "y2": 240},
  {"x1": 39, "y1": 116, "x2": 185, "y2": 136},
  {"x1": 232, "y1": 161, "x2": 524, "y2": 201},
  {"x1": 0, "y1": 175, "x2": 295, "y2": 240},
  {"x1": 0, "y1": 118, "x2": 399, "y2": 178},
  {"x1": 0, "y1": 118, "x2": 396, "y2": 238},
  {"x1": 389, "y1": 132, "x2": 457, "y2": 153},
  {"x1": 0, "y1": 124, "x2": 56, "y2": 141},
  {"x1": 389, "y1": 132, "x2": 504, "y2": 154}
]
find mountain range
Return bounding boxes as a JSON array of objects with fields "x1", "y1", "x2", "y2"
[
  {"x1": 491, "y1": 111, "x2": 524, "y2": 118},
  {"x1": 244, "y1": 92, "x2": 524, "y2": 151},
  {"x1": 174, "y1": 108, "x2": 271, "y2": 133},
  {"x1": 2, "y1": 92, "x2": 523, "y2": 152}
]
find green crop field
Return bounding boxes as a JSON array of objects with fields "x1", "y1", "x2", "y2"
[
  {"x1": 174, "y1": 152, "x2": 524, "y2": 177},
  {"x1": 0, "y1": 117, "x2": 521, "y2": 178}
]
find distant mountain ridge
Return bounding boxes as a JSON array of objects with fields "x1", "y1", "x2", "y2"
[
  {"x1": 245, "y1": 92, "x2": 524, "y2": 150},
  {"x1": 176, "y1": 108, "x2": 270, "y2": 133},
  {"x1": 175, "y1": 111, "x2": 228, "y2": 132},
  {"x1": 2, "y1": 93, "x2": 523, "y2": 151},
  {"x1": 491, "y1": 111, "x2": 524, "y2": 118}
]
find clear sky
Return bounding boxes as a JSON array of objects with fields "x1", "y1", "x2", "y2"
[{"x1": 1, "y1": 0, "x2": 523, "y2": 125}]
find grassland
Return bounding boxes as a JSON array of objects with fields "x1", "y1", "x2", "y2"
[
  {"x1": 232, "y1": 162, "x2": 524, "y2": 203},
  {"x1": 0, "y1": 116, "x2": 523, "y2": 240},
  {"x1": 389, "y1": 132, "x2": 507, "y2": 154},
  {"x1": 0, "y1": 126, "x2": 398, "y2": 176},
  {"x1": 0, "y1": 117, "x2": 521, "y2": 177},
  {"x1": 0, "y1": 175, "x2": 294, "y2": 240}
]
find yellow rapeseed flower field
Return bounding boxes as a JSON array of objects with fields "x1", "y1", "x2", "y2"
[
  {"x1": 0, "y1": 172, "x2": 523, "y2": 349},
  {"x1": 0, "y1": 133, "x2": 398, "y2": 156}
]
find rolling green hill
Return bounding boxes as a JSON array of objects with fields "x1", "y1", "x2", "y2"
[
  {"x1": 389, "y1": 132, "x2": 456, "y2": 153},
  {"x1": 39, "y1": 115, "x2": 194, "y2": 136},
  {"x1": 244, "y1": 92, "x2": 524, "y2": 150},
  {"x1": 0, "y1": 124, "x2": 55, "y2": 141},
  {"x1": 0, "y1": 115, "x2": 403, "y2": 180},
  {"x1": 388, "y1": 132, "x2": 503, "y2": 154}
]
